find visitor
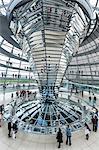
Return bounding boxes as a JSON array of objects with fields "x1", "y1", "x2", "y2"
[
  {"x1": 85, "y1": 126, "x2": 90, "y2": 140},
  {"x1": 11, "y1": 106, "x2": 16, "y2": 116},
  {"x1": 0, "y1": 105, "x2": 4, "y2": 115},
  {"x1": 89, "y1": 90, "x2": 90, "y2": 95},
  {"x1": 12, "y1": 130, "x2": 16, "y2": 139},
  {"x1": 56, "y1": 128, "x2": 63, "y2": 148},
  {"x1": 94, "y1": 115, "x2": 98, "y2": 132},
  {"x1": 66, "y1": 125, "x2": 72, "y2": 146},
  {"x1": 85, "y1": 123, "x2": 91, "y2": 131},
  {"x1": 89, "y1": 96, "x2": 91, "y2": 103},
  {"x1": 0, "y1": 113, "x2": 2, "y2": 127},
  {"x1": 11, "y1": 93, "x2": 13, "y2": 99},
  {"x1": 95, "y1": 108, "x2": 98, "y2": 117},
  {"x1": 13, "y1": 121, "x2": 18, "y2": 133},
  {"x1": 8, "y1": 121, "x2": 12, "y2": 137},
  {"x1": 92, "y1": 116, "x2": 95, "y2": 131},
  {"x1": 76, "y1": 87, "x2": 78, "y2": 94},
  {"x1": 81, "y1": 90, "x2": 83, "y2": 97},
  {"x1": 12, "y1": 121, "x2": 18, "y2": 139},
  {"x1": 85, "y1": 123, "x2": 91, "y2": 140},
  {"x1": 93, "y1": 96, "x2": 96, "y2": 106}
]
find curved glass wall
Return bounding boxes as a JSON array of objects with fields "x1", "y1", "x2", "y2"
[{"x1": 8, "y1": 0, "x2": 97, "y2": 97}]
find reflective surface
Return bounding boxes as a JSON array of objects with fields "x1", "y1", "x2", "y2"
[
  {"x1": 9, "y1": 0, "x2": 96, "y2": 98},
  {"x1": 3, "y1": 93, "x2": 91, "y2": 134},
  {"x1": 0, "y1": 0, "x2": 99, "y2": 134}
]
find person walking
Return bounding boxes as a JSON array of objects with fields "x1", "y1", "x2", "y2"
[
  {"x1": 8, "y1": 121, "x2": 12, "y2": 137},
  {"x1": 85, "y1": 123, "x2": 91, "y2": 131},
  {"x1": 56, "y1": 128, "x2": 63, "y2": 148},
  {"x1": 66, "y1": 125, "x2": 72, "y2": 146},
  {"x1": 95, "y1": 108, "x2": 98, "y2": 117},
  {"x1": 85, "y1": 126, "x2": 90, "y2": 140}
]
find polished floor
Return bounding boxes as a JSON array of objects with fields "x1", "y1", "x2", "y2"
[
  {"x1": 0, "y1": 90, "x2": 99, "y2": 150},
  {"x1": 0, "y1": 123, "x2": 99, "y2": 150}
]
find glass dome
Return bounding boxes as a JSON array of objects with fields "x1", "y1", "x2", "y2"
[{"x1": 0, "y1": 0, "x2": 99, "y2": 134}]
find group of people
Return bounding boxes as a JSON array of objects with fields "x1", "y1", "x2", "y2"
[
  {"x1": 84, "y1": 109, "x2": 98, "y2": 141},
  {"x1": 15, "y1": 90, "x2": 37, "y2": 99},
  {"x1": 56, "y1": 125, "x2": 72, "y2": 148},
  {"x1": 56, "y1": 112, "x2": 98, "y2": 148},
  {"x1": 8, "y1": 121, "x2": 18, "y2": 139}
]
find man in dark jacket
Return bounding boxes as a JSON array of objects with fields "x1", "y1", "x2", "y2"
[
  {"x1": 8, "y1": 121, "x2": 12, "y2": 137},
  {"x1": 94, "y1": 115, "x2": 98, "y2": 132},
  {"x1": 56, "y1": 128, "x2": 63, "y2": 148}
]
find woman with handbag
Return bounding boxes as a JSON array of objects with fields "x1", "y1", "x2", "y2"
[{"x1": 56, "y1": 128, "x2": 63, "y2": 148}]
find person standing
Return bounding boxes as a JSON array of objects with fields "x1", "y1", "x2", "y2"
[
  {"x1": 93, "y1": 96, "x2": 96, "y2": 107},
  {"x1": 11, "y1": 93, "x2": 13, "y2": 99},
  {"x1": 12, "y1": 121, "x2": 18, "y2": 139},
  {"x1": 8, "y1": 121, "x2": 12, "y2": 137},
  {"x1": 89, "y1": 96, "x2": 91, "y2": 103},
  {"x1": 0, "y1": 113, "x2": 2, "y2": 127},
  {"x1": 66, "y1": 125, "x2": 72, "y2": 146},
  {"x1": 81, "y1": 90, "x2": 83, "y2": 97},
  {"x1": 94, "y1": 115, "x2": 98, "y2": 132},
  {"x1": 12, "y1": 130, "x2": 16, "y2": 139},
  {"x1": 56, "y1": 128, "x2": 63, "y2": 148},
  {"x1": 92, "y1": 116, "x2": 95, "y2": 131}
]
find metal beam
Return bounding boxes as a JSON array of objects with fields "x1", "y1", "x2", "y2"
[
  {"x1": 0, "y1": 46, "x2": 28, "y2": 62},
  {"x1": 0, "y1": 15, "x2": 20, "y2": 49},
  {"x1": 0, "y1": 62, "x2": 32, "y2": 72},
  {"x1": 69, "y1": 62, "x2": 99, "y2": 66}
]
